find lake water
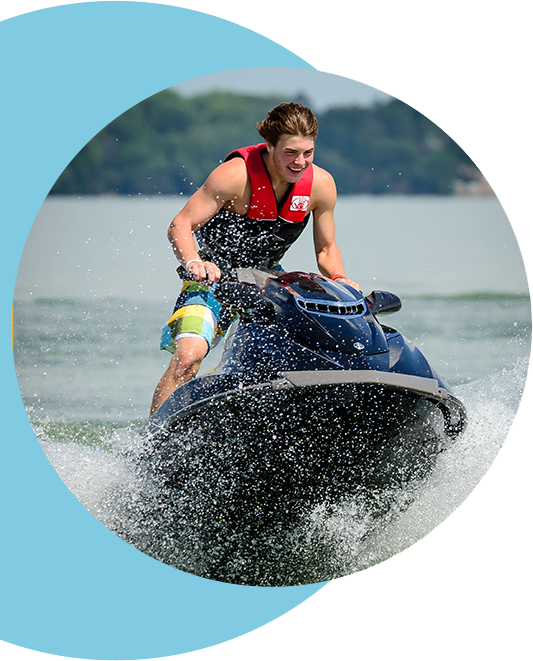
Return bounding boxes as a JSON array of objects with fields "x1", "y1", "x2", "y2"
[{"x1": 12, "y1": 194, "x2": 531, "y2": 585}]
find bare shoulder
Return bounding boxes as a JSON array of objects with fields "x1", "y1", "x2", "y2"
[
  {"x1": 205, "y1": 157, "x2": 248, "y2": 201},
  {"x1": 310, "y1": 164, "x2": 337, "y2": 210}
]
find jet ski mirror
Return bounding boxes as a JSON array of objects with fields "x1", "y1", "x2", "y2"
[{"x1": 365, "y1": 290, "x2": 402, "y2": 316}]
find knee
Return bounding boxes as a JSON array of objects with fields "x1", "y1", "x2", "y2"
[
  {"x1": 176, "y1": 350, "x2": 203, "y2": 373},
  {"x1": 170, "y1": 338, "x2": 208, "y2": 375}
]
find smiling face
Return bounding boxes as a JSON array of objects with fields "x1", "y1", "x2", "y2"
[{"x1": 265, "y1": 134, "x2": 315, "y2": 185}]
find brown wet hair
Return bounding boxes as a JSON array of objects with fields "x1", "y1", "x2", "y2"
[{"x1": 257, "y1": 102, "x2": 318, "y2": 146}]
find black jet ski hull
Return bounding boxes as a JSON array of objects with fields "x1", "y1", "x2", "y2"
[{"x1": 143, "y1": 369, "x2": 466, "y2": 514}]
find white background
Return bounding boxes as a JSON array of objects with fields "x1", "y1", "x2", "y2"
[{"x1": 2, "y1": 1, "x2": 531, "y2": 660}]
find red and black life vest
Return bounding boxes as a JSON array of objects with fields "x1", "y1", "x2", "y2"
[{"x1": 195, "y1": 144, "x2": 314, "y2": 270}]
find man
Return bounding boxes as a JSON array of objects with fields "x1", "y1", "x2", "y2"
[{"x1": 150, "y1": 102, "x2": 359, "y2": 414}]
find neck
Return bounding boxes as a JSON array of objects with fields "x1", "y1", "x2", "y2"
[{"x1": 262, "y1": 149, "x2": 291, "y2": 200}]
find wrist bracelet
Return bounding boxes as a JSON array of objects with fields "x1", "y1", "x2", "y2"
[
  {"x1": 332, "y1": 274, "x2": 346, "y2": 281},
  {"x1": 185, "y1": 258, "x2": 203, "y2": 269}
]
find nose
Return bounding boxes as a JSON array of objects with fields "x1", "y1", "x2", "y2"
[{"x1": 294, "y1": 152, "x2": 306, "y2": 166}]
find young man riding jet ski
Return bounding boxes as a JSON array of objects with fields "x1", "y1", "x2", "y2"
[{"x1": 150, "y1": 102, "x2": 359, "y2": 415}]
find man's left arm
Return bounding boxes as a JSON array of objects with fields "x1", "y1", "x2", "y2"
[{"x1": 312, "y1": 168, "x2": 361, "y2": 291}]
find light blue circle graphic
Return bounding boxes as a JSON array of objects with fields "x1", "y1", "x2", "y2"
[{"x1": 0, "y1": 3, "x2": 323, "y2": 659}]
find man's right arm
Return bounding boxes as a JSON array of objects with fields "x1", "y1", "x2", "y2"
[{"x1": 167, "y1": 159, "x2": 246, "y2": 283}]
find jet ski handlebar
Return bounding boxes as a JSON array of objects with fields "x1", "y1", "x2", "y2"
[
  {"x1": 216, "y1": 268, "x2": 403, "y2": 317},
  {"x1": 213, "y1": 268, "x2": 276, "y2": 320},
  {"x1": 183, "y1": 267, "x2": 402, "y2": 317},
  {"x1": 218, "y1": 267, "x2": 275, "y2": 288}
]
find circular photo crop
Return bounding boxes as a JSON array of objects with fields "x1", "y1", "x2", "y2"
[{"x1": 13, "y1": 67, "x2": 531, "y2": 586}]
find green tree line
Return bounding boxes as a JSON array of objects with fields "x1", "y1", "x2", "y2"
[{"x1": 51, "y1": 89, "x2": 478, "y2": 196}]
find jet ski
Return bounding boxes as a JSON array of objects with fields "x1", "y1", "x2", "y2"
[{"x1": 142, "y1": 269, "x2": 467, "y2": 530}]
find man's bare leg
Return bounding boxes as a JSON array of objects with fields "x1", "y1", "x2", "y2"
[{"x1": 150, "y1": 336, "x2": 208, "y2": 415}]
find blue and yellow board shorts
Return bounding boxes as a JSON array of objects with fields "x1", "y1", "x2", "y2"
[{"x1": 160, "y1": 281, "x2": 230, "y2": 354}]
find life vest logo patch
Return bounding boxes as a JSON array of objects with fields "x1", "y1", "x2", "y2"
[{"x1": 289, "y1": 195, "x2": 310, "y2": 212}]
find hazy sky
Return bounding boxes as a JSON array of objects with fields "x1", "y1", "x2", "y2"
[{"x1": 172, "y1": 67, "x2": 391, "y2": 111}]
